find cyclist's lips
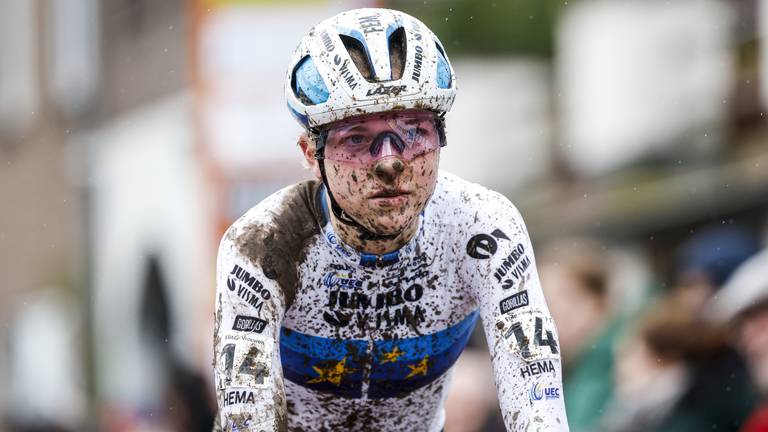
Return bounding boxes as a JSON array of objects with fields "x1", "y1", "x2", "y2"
[
  {"x1": 370, "y1": 189, "x2": 410, "y2": 199},
  {"x1": 369, "y1": 189, "x2": 410, "y2": 205}
]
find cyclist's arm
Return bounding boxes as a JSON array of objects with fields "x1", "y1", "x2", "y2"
[
  {"x1": 213, "y1": 230, "x2": 288, "y2": 431},
  {"x1": 464, "y1": 193, "x2": 569, "y2": 431}
]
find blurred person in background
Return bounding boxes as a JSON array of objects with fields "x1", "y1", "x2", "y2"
[
  {"x1": 709, "y1": 249, "x2": 768, "y2": 432},
  {"x1": 672, "y1": 225, "x2": 761, "y2": 315},
  {"x1": 601, "y1": 225, "x2": 762, "y2": 432},
  {"x1": 603, "y1": 298, "x2": 757, "y2": 432},
  {"x1": 539, "y1": 238, "x2": 626, "y2": 432}
]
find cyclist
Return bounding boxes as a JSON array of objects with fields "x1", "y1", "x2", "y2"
[{"x1": 213, "y1": 8, "x2": 568, "y2": 431}]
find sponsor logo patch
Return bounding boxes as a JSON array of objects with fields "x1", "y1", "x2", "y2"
[
  {"x1": 358, "y1": 14, "x2": 383, "y2": 34},
  {"x1": 366, "y1": 84, "x2": 407, "y2": 97},
  {"x1": 520, "y1": 359, "x2": 555, "y2": 379},
  {"x1": 228, "y1": 264, "x2": 271, "y2": 315},
  {"x1": 322, "y1": 271, "x2": 363, "y2": 289},
  {"x1": 222, "y1": 389, "x2": 256, "y2": 407},
  {"x1": 500, "y1": 290, "x2": 529, "y2": 314},
  {"x1": 530, "y1": 381, "x2": 561, "y2": 401},
  {"x1": 232, "y1": 315, "x2": 267, "y2": 333},
  {"x1": 466, "y1": 228, "x2": 509, "y2": 259}
]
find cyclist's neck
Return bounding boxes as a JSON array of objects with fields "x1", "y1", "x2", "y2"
[{"x1": 328, "y1": 205, "x2": 419, "y2": 256}]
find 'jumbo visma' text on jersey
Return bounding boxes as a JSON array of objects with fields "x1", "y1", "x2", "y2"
[{"x1": 213, "y1": 172, "x2": 569, "y2": 431}]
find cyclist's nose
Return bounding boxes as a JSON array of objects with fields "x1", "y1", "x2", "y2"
[{"x1": 373, "y1": 157, "x2": 405, "y2": 185}]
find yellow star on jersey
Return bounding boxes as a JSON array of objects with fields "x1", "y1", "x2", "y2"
[
  {"x1": 307, "y1": 357, "x2": 353, "y2": 386},
  {"x1": 405, "y1": 356, "x2": 429, "y2": 379},
  {"x1": 381, "y1": 346, "x2": 405, "y2": 364}
]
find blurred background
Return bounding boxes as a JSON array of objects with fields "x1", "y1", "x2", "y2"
[{"x1": 0, "y1": 0, "x2": 766, "y2": 430}]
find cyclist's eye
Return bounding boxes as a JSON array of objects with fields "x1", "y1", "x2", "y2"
[{"x1": 343, "y1": 134, "x2": 368, "y2": 146}]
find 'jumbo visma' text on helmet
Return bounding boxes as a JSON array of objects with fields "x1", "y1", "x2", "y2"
[{"x1": 285, "y1": 8, "x2": 457, "y2": 129}]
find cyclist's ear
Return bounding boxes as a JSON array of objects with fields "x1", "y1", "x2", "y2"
[{"x1": 298, "y1": 133, "x2": 321, "y2": 179}]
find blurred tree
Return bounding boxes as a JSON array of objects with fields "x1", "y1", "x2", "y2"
[{"x1": 389, "y1": 0, "x2": 566, "y2": 57}]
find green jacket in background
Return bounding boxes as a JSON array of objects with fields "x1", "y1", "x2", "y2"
[{"x1": 563, "y1": 319, "x2": 623, "y2": 432}]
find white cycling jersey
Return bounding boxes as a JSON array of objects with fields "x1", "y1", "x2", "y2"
[{"x1": 213, "y1": 171, "x2": 569, "y2": 431}]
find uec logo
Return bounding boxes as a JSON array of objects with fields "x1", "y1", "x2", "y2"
[{"x1": 530, "y1": 382, "x2": 560, "y2": 401}]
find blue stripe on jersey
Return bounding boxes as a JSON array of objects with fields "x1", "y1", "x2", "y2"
[
  {"x1": 279, "y1": 311, "x2": 479, "y2": 399},
  {"x1": 368, "y1": 311, "x2": 478, "y2": 398},
  {"x1": 279, "y1": 337, "x2": 367, "y2": 398}
]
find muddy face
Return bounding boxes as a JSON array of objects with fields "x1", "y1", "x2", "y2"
[{"x1": 324, "y1": 149, "x2": 439, "y2": 239}]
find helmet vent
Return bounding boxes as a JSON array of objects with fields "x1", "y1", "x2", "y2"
[
  {"x1": 292, "y1": 55, "x2": 329, "y2": 105},
  {"x1": 339, "y1": 34, "x2": 375, "y2": 82},
  {"x1": 435, "y1": 41, "x2": 452, "y2": 89},
  {"x1": 387, "y1": 27, "x2": 407, "y2": 81}
]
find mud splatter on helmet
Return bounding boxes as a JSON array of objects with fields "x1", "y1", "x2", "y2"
[{"x1": 285, "y1": 8, "x2": 457, "y2": 129}]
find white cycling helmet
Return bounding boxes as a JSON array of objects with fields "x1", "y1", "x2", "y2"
[{"x1": 285, "y1": 8, "x2": 457, "y2": 129}]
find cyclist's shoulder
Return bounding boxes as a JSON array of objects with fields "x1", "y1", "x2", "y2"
[
  {"x1": 220, "y1": 179, "x2": 323, "y2": 251},
  {"x1": 432, "y1": 171, "x2": 521, "y2": 223}
]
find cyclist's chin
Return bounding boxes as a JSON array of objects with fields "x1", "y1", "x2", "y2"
[{"x1": 364, "y1": 209, "x2": 419, "y2": 237}]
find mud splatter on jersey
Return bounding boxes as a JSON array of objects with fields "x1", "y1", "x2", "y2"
[{"x1": 214, "y1": 172, "x2": 569, "y2": 431}]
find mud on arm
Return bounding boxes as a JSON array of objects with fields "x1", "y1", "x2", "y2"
[
  {"x1": 213, "y1": 234, "x2": 288, "y2": 432},
  {"x1": 462, "y1": 194, "x2": 569, "y2": 431}
]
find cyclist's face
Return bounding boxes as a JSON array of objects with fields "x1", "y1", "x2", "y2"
[
  {"x1": 325, "y1": 146, "x2": 440, "y2": 236},
  {"x1": 300, "y1": 112, "x2": 441, "y2": 236}
]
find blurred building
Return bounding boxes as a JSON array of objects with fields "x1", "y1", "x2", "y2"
[
  {"x1": 1, "y1": 0, "x2": 193, "y2": 428},
  {"x1": 0, "y1": 0, "x2": 97, "y2": 428},
  {"x1": 522, "y1": 0, "x2": 768, "y2": 254}
]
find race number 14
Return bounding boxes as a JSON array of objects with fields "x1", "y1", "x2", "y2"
[
  {"x1": 218, "y1": 339, "x2": 272, "y2": 389},
  {"x1": 496, "y1": 309, "x2": 559, "y2": 361}
]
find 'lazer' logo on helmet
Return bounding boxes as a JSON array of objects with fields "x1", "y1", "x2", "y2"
[{"x1": 366, "y1": 84, "x2": 407, "y2": 97}]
